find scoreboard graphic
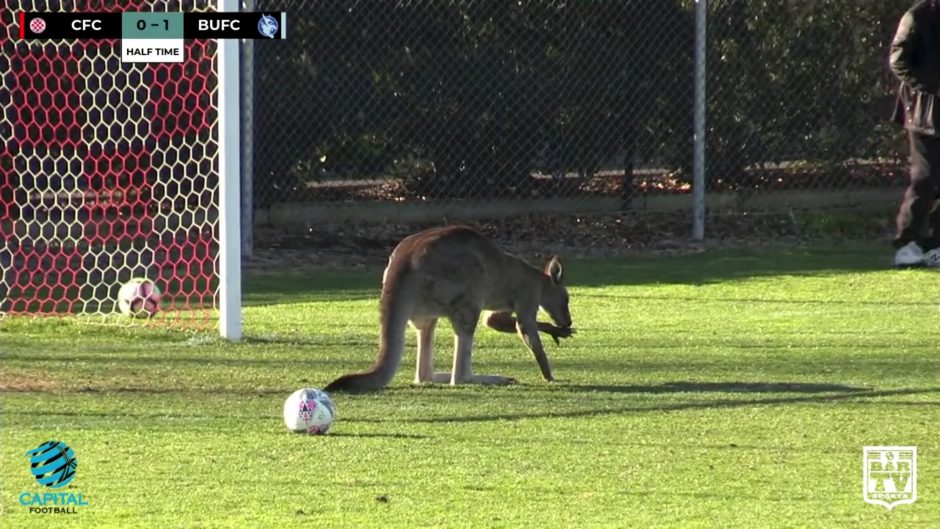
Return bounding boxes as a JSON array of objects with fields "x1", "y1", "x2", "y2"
[{"x1": 18, "y1": 11, "x2": 286, "y2": 62}]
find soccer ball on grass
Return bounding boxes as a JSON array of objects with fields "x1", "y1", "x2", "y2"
[
  {"x1": 283, "y1": 388, "x2": 336, "y2": 435},
  {"x1": 117, "y1": 278, "x2": 162, "y2": 318}
]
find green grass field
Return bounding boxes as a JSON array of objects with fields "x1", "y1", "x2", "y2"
[{"x1": 2, "y1": 244, "x2": 938, "y2": 528}]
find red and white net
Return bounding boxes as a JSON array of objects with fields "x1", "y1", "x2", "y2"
[{"x1": 0, "y1": 1, "x2": 220, "y2": 325}]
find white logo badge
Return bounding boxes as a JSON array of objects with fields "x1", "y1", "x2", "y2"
[
  {"x1": 863, "y1": 446, "x2": 916, "y2": 510},
  {"x1": 29, "y1": 18, "x2": 46, "y2": 34}
]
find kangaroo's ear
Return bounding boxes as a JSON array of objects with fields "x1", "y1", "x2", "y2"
[{"x1": 544, "y1": 256, "x2": 564, "y2": 285}]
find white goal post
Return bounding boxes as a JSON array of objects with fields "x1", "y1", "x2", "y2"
[{"x1": 218, "y1": 0, "x2": 242, "y2": 340}]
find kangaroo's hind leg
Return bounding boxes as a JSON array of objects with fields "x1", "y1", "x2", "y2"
[
  {"x1": 433, "y1": 304, "x2": 515, "y2": 386},
  {"x1": 412, "y1": 317, "x2": 437, "y2": 384}
]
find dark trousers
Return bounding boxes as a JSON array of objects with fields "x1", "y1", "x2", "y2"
[{"x1": 895, "y1": 130, "x2": 940, "y2": 251}]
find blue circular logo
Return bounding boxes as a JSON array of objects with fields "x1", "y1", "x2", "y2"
[
  {"x1": 26, "y1": 440, "x2": 77, "y2": 488},
  {"x1": 258, "y1": 14, "x2": 279, "y2": 39}
]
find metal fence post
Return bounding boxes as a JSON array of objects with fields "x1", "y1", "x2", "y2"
[{"x1": 692, "y1": 0, "x2": 707, "y2": 241}]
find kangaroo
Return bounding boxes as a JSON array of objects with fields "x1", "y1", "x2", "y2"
[{"x1": 324, "y1": 225, "x2": 574, "y2": 392}]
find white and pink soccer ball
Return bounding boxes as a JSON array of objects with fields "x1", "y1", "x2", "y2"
[
  {"x1": 283, "y1": 388, "x2": 336, "y2": 435},
  {"x1": 117, "y1": 278, "x2": 162, "y2": 318}
]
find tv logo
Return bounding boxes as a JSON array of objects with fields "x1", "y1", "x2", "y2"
[
  {"x1": 863, "y1": 446, "x2": 917, "y2": 510},
  {"x1": 21, "y1": 440, "x2": 88, "y2": 515},
  {"x1": 26, "y1": 440, "x2": 77, "y2": 488}
]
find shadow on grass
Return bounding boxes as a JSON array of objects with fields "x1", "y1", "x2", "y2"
[
  {"x1": 585, "y1": 292, "x2": 933, "y2": 308},
  {"x1": 241, "y1": 245, "x2": 897, "y2": 306},
  {"x1": 244, "y1": 272, "x2": 379, "y2": 307},
  {"x1": 563, "y1": 381, "x2": 872, "y2": 394},
  {"x1": 3, "y1": 350, "x2": 367, "y2": 368},
  {"x1": 570, "y1": 247, "x2": 891, "y2": 288},
  {"x1": 326, "y1": 432, "x2": 431, "y2": 439},
  {"x1": 243, "y1": 335, "x2": 374, "y2": 346},
  {"x1": 407, "y1": 385, "x2": 940, "y2": 424}
]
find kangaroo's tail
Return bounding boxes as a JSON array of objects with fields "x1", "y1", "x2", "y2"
[{"x1": 324, "y1": 270, "x2": 412, "y2": 393}]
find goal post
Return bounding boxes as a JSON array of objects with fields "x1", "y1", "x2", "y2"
[
  {"x1": 0, "y1": 0, "x2": 242, "y2": 339},
  {"x1": 217, "y1": 0, "x2": 241, "y2": 340}
]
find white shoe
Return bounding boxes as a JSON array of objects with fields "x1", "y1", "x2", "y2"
[
  {"x1": 924, "y1": 248, "x2": 940, "y2": 268},
  {"x1": 895, "y1": 241, "x2": 925, "y2": 267}
]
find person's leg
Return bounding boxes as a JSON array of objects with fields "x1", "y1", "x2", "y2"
[
  {"x1": 895, "y1": 131, "x2": 934, "y2": 246},
  {"x1": 916, "y1": 136, "x2": 940, "y2": 265},
  {"x1": 894, "y1": 131, "x2": 934, "y2": 266},
  {"x1": 923, "y1": 199, "x2": 940, "y2": 251},
  {"x1": 920, "y1": 135, "x2": 940, "y2": 260}
]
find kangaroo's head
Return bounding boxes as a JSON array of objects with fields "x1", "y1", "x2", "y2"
[{"x1": 541, "y1": 256, "x2": 572, "y2": 328}]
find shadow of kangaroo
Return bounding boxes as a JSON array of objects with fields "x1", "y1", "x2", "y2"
[{"x1": 325, "y1": 225, "x2": 574, "y2": 392}]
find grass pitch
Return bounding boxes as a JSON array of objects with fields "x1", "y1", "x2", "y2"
[{"x1": 2, "y1": 244, "x2": 938, "y2": 528}]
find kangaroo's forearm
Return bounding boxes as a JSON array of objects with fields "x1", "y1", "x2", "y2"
[
  {"x1": 523, "y1": 334, "x2": 554, "y2": 381},
  {"x1": 485, "y1": 311, "x2": 564, "y2": 336},
  {"x1": 515, "y1": 321, "x2": 554, "y2": 381}
]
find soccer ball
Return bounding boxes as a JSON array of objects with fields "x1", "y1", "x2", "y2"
[
  {"x1": 283, "y1": 388, "x2": 336, "y2": 435},
  {"x1": 117, "y1": 278, "x2": 162, "y2": 318}
]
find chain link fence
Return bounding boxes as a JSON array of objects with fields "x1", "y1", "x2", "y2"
[
  {"x1": 249, "y1": 1, "x2": 694, "y2": 226},
  {"x1": 247, "y1": 1, "x2": 911, "y2": 235},
  {"x1": 704, "y1": 0, "x2": 908, "y2": 195},
  {"x1": 0, "y1": 1, "x2": 920, "y2": 321}
]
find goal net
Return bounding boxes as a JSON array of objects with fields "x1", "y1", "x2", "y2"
[{"x1": 0, "y1": 1, "x2": 231, "y2": 329}]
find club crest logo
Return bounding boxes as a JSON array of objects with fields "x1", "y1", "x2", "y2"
[
  {"x1": 863, "y1": 446, "x2": 916, "y2": 510},
  {"x1": 257, "y1": 14, "x2": 279, "y2": 39},
  {"x1": 29, "y1": 18, "x2": 46, "y2": 34}
]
